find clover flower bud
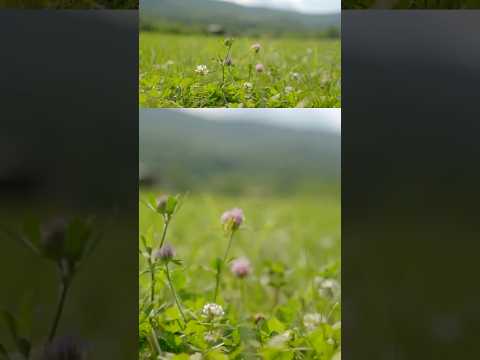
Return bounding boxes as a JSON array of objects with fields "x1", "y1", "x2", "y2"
[
  {"x1": 156, "y1": 195, "x2": 169, "y2": 214},
  {"x1": 230, "y1": 257, "x2": 251, "y2": 278},
  {"x1": 303, "y1": 313, "x2": 326, "y2": 331},
  {"x1": 243, "y1": 82, "x2": 253, "y2": 90},
  {"x1": 41, "y1": 217, "x2": 68, "y2": 261},
  {"x1": 195, "y1": 64, "x2": 209, "y2": 75},
  {"x1": 221, "y1": 208, "x2": 244, "y2": 231},
  {"x1": 255, "y1": 63, "x2": 264, "y2": 73},
  {"x1": 152, "y1": 244, "x2": 175, "y2": 263},
  {"x1": 253, "y1": 313, "x2": 266, "y2": 324},
  {"x1": 41, "y1": 335, "x2": 88, "y2": 360},
  {"x1": 224, "y1": 56, "x2": 233, "y2": 66},
  {"x1": 202, "y1": 303, "x2": 224, "y2": 319},
  {"x1": 251, "y1": 43, "x2": 261, "y2": 53}
]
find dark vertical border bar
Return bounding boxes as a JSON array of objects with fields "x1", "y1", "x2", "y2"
[
  {"x1": 0, "y1": 10, "x2": 138, "y2": 359},
  {"x1": 343, "y1": 10, "x2": 480, "y2": 359}
]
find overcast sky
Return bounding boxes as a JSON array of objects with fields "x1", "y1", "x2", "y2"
[
  {"x1": 215, "y1": 0, "x2": 340, "y2": 14},
  {"x1": 179, "y1": 109, "x2": 341, "y2": 134}
]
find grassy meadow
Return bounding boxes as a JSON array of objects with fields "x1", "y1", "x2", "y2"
[
  {"x1": 139, "y1": 33, "x2": 341, "y2": 108},
  {"x1": 139, "y1": 193, "x2": 341, "y2": 359}
]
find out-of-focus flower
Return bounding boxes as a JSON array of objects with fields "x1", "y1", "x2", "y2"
[
  {"x1": 224, "y1": 56, "x2": 233, "y2": 66},
  {"x1": 285, "y1": 86, "x2": 294, "y2": 94},
  {"x1": 40, "y1": 335, "x2": 88, "y2": 360},
  {"x1": 189, "y1": 353, "x2": 202, "y2": 360},
  {"x1": 202, "y1": 303, "x2": 225, "y2": 319},
  {"x1": 41, "y1": 217, "x2": 68, "y2": 261},
  {"x1": 303, "y1": 313, "x2": 326, "y2": 331},
  {"x1": 253, "y1": 313, "x2": 266, "y2": 324},
  {"x1": 251, "y1": 43, "x2": 261, "y2": 53},
  {"x1": 243, "y1": 82, "x2": 253, "y2": 90},
  {"x1": 156, "y1": 195, "x2": 169, "y2": 214},
  {"x1": 204, "y1": 330, "x2": 221, "y2": 343},
  {"x1": 231, "y1": 257, "x2": 252, "y2": 278},
  {"x1": 290, "y1": 72, "x2": 300, "y2": 80},
  {"x1": 315, "y1": 277, "x2": 341, "y2": 298},
  {"x1": 255, "y1": 63, "x2": 265, "y2": 73},
  {"x1": 195, "y1": 65, "x2": 209, "y2": 75},
  {"x1": 268, "y1": 330, "x2": 292, "y2": 348},
  {"x1": 152, "y1": 244, "x2": 175, "y2": 263},
  {"x1": 221, "y1": 208, "x2": 244, "y2": 232}
]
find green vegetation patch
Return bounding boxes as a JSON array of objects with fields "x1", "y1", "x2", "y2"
[
  {"x1": 139, "y1": 34, "x2": 341, "y2": 108},
  {"x1": 139, "y1": 193, "x2": 341, "y2": 359}
]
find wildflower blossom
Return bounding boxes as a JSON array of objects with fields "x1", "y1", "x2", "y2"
[
  {"x1": 251, "y1": 43, "x2": 261, "y2": 53},
  {"x1": 231, "y1": 257, "x2": 252, "y2": 278},
  {"x1": 255, "y1": 63, "x2": 265, "y2": 73},
  {"x1": 290, "y1": 72, "x2": 300, "y2": 80},
  {"x1": 41, "y1": 217, "x2": 68, "y2": 259},
  {"x1": 152, "y1": 244, "x2": 175, "y2": 263},
  {"x1": 285, "y1": 86, "x2": 294, "y2": 94},
  {"x1": 202, "y1": 303, "x2": 225, "y2": 319},
  {"x1": 41, "y1": 335, "x2": 88, "y2": 360},
  {"x1": 195, "y1": 64, "x2": 209, "y2": 75},
  {"x1": 253, "y1": 313, "x2": 266, "y2": 324},
  {"x1": 156, "y1": 195, "x2": 168, "y2": 214},
  {"x1": 303, "y1": 313, "x2": 326, "y2": 331},
  {"x1": 224, "y1": 56, "x2": 233, "y2": 66},
  {"x1": 221, "y1": 208, "x2": 245, "y2": 231},
  {"x1": 315, "y1": 277, "x2": 341, "y2": 298},
  {"x1": 268, "y1": 330, "x2": 292, "y2": 348},
  {"x1": 204, "y1": 330, "x2": 221, "y2": 343},
  {"x1": 243, "y1": 82, "x2": 253, "y2": 90}
]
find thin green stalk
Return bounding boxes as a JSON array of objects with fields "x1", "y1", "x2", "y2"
[
  {"x1": 165, "y1": 263, "x2": 186, "y2": 326},
  {"x1": 48, "y1": 278, "x2": 70, "y2": 342},
  {"x1": 213, "y1": 232, "x2": 234, "y2": 302},
  {"x1": 158, "y1": 216, "x2": 170, "y2": 249}
]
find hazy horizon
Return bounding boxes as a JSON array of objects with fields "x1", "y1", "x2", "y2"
[
  {"x1": 214, "y1": 0, "x2": 341, "y2": 14},
  {"x1": 177, "y1": 109, "x2": 341, "y2": 134}
]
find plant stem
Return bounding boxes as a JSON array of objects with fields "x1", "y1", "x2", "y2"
[
  {"x1": 48, "y1": 279, "x2": 70, "y2": 342},
  {"x1": 158, "y1": 216, "x2": 170, "y2": 249},
  {"x1": 213, "y1": 232, "x2": 234, "y2": 302},
  {"x1": 149, "y1": 259, "x2": 156, "y2": 304},
  {"x1": 165, "y1": 263, "x2": 186, "y2": 326}
]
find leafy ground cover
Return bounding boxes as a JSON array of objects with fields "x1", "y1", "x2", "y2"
[
  {"x1": 139, "y1": 193, "x2": 341, "y2": 359},
  {"x1": 139, "y1": 33, "x2": 341, "y2": 108}
]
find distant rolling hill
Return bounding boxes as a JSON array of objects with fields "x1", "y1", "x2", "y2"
[
  {"x1": 140, "y1": 0, "x2": 340, "y2": 37},
  {"x1": 140, "y1": 110, "x2": 340, "y2": 195}
]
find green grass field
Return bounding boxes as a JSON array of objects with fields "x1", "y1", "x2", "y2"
[
  {"x1": 139, "y1": 33, "x2": 341, "y2": 108},
  {"x1": 139, "y1": 193, "x2": 341, "y2": 359}
]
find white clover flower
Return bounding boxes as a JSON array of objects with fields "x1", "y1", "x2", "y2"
[
  {"x1": 285, "y1": 86, "x2": 294, "y2": 94},
  {"x1": 202, "y1": 303, "x2": 224, "y2": 318},
  {"x1": 315, "y1": 277, "x2": 341, "y2": 298},
  {"x1": 195, "y1": 64, "x2": 209, "y2": 75},
  {"x1": 268, "y1": 330, "x2": 292, "y2": 348},
  {"x1": 290, "y1": 72, "x2": 300, "y2": 80},
  {"x1": 243, "y1": 82, "x2": 253, "y2": 90},
  {"x1": 204, "y1": 330, "x2": 221, "y2": 343},
  {"x1": 303, "y1": 313, "x2": 326, "y2": 331}
]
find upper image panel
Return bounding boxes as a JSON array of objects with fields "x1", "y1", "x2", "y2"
[
  {"x1": 0, "y1": 0, "x2": 137, "y2": 8},
  {"x1": 139, "y1": 0, "x2": 341, "y2": 108},
  {"x1": 343, "y1": 0, "x2": 480, "y2": 8}
]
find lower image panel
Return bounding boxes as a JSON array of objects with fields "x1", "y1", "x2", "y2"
[{"x1": 139, "y1": 108, "x2": 341, "y2": 359}]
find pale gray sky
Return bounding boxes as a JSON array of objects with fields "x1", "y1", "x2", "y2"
[
  {"x1": 179, "y1": 109, "x2": 341, "y2": 134},
  {"x1": 215, "y1": 0, "x2": 340, "y2": 14}
]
